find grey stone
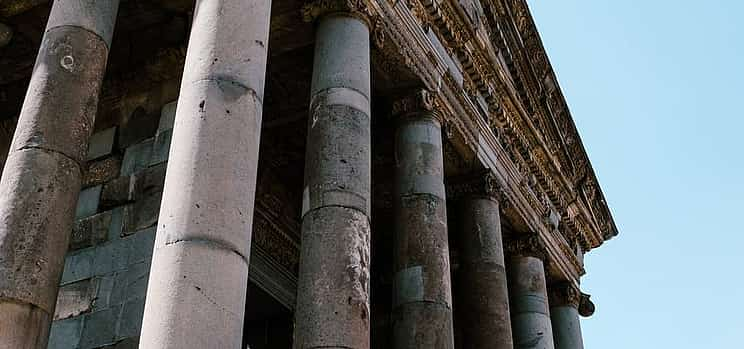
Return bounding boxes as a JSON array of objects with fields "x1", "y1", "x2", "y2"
[
  {"x1": 392, "y1": 114, "x2": 452, "y2": 349},
  {"x1": 132, "y1": 162, "x2": 167, "y2": 198},
  {"x1": 92, "y1": 239, "x2": 129, "y2": 276},
  {"x1": 46, "y1": 0, "x2": 121, "y2": 48},
  {"x1": 94, "y1": 275, "x2": 115, "y2": 311},
  {"x1": 158, "y1": 100, "x2": 177, "y2": 133},
  {"x1": 122, "y1": 192, "x2": 162, "y2": 235},
  {"x1": 75, "y1": 185, "x2": 103, "y2": 219},
  {"x1": 87, "y1": 127, "x2": 116, "y2": 160},
  {"x1": 53, "y1": 278, "x2": 98, "y2": 320},
  {"x1": 80, "y1": 306, "x2": 120, "y2": 348},
  {"x1": 70, "y1": 210, "x2": 111, "y2": 250},
  {"x1": 110, "y1": 261, "x2": 150, "y2": 305},
  {"x1": 107, "y1": 206, "x2": 124, "y2": 240},
  {"x1": 119, "y1": 139, "x2": 153, "y2": 176},
  {"x1": 117, "y1": 298, "x2": 146, "y2": 340},
  {"x1": 551, "y1": 306, "x2": 584, "y2": 349},
  {"x1": 48, "y1": 317, "x2": 83, "y2": 349},
  {"x1": 294, "y1": 14, "x2": 372, "y2": 349},
  {"x1": 508, "y1": 256, "x2": 555, "y2": 349},
  {"x1": 457, "y1": 197, "x2": 513, "y2": 349},
  {"x1": 100, "y1": 175, "x2": 134, "y2": 208},
  {"x1": 139, "y1": 0, "x2": 271, "y2": 346},
  {"x1": 83, "y1": 156, "x2": 122, "y2": 188},
  {"x1": 125, "y1": 227, "x2": 156, "y2": 266},
  {"x1": 61, "y1": 248, "x2": 96, "y2": 285},
  {"x1": 149, "y1": 128, "x2": 172, "y2": 166}
]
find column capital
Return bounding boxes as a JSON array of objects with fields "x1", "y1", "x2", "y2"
[
  {"x1": 302, "y1": 0, "x2": 373, "y2": 26},
  {"x1": 548, "y1": 282, "x2": 581, "y2": 308},
  {"x1": 391, "y1": 89, "x2": 444, "y2": 123},
  {"x1": 505, "y1": 234, "x2": 547, "y2": 260},
  {"x1": 445, "y1": 169, "x2": 505, "y2": 203}
]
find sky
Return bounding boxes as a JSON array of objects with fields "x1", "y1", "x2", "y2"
[{"x1": 526, "y1": 0, "x2": 744, "y2": 348}]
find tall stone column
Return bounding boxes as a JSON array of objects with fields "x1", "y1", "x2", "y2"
[
  {"x1": 449, "y1": 172, "x2": 513, "y2": 349},
  {"x1": 506, "y1": 235, "x2": 555, "y2": 349},
  {"x1": 549, "y1": 283, "x2": 585, "y2": 349},
  {"x1": 293, "y1": 2, "x2": 372, "y2": 349},
  {"x1": 391, "y1": 90, "x2": 454, "y2": 349},
  {"x1": 139, "y1": 0, "x2": 271, "y2": 348},
  {"x1": 0, "y1": 1, "x2": 119, "y2": 348}
]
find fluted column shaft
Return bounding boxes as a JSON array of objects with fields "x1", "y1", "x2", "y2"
[
  {"x1": 293, "y1": 10, "x2": 372, "y2": 349},
  {"x1": 549, "y1": 284, "x2": 585, "y2": 349},
  {"x1": 0, "y1": 1, "x2": 119, "y2": 348},
  {"x1": 458, "y1": 196, "x2": 513, "y2": 349},
  {"x1": 392, "y1": 92, "x2": 454, "y2": 349},
  {"x1": 139, "y1": 0, "x2": 271, "y2": 347},
  {"x1": 507, "y1": 237, "x2": 555, "y2": 349}
]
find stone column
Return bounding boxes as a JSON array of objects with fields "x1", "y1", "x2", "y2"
[
  {"x1": 0, "y1": 1, "x2": 119, "y2": 348},
  {"x1": 293, "y1": 2, "x2": 372, "y2": 349},
  {"x1": 391, "y1": 90, "x2": 454, "y2": 349},
  {"x1": 450, "y1": 172, "x2": 513, "y2": 349},
  {"x1": 139, "y1": 0, "x2": 271, "y2": 348},
  {"x1": 549, "y1": 283, "x2": 584, "y2": 349},
  {"x1": 506, "y1": 235, "x2": 555, "y2": 349}
]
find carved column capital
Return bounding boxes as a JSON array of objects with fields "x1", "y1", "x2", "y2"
[
  {"x1": 391, "y1": 89, "x2": 443, "y2": 123},
  {"x1": 548, "y1": 282, "x2": 580, "y2": 308},
  {"x1": 505, "y1": 234, "x2": 546, "y2": 260},
  {"x1": 445, "y1": 169, "x2": 505, "y2": 204},
  {"x1": 302, "y1": 0, "x2": 372, "y2": 26}
]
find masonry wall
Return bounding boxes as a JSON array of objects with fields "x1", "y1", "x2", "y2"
[{"x1": 46, "y1": 95, "x2": 176, "y2": 349}]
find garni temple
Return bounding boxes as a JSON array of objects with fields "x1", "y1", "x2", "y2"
[{"x1": 0, "y1": 0, "x2": 618, "y2": 348}]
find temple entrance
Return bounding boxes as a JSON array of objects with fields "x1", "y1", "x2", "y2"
[{"x1": 242, "y1": 281, "x2": 294, "y2": 349}]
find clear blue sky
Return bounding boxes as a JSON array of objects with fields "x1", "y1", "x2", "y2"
[{"x1": 526, "y1": 1, "x2": 744, "y2": 348}]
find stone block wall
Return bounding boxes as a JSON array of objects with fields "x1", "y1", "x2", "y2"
[{"x1": 46, "y1": 101, "x2": 176, "y2": 349}]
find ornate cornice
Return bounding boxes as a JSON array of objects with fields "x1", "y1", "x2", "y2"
[
  {"x1": 548, "y1": 282, "x2": 580, "y2": 308},
  {"x1": 504, "y1": 234, "x2": 546, "y2": 260}
]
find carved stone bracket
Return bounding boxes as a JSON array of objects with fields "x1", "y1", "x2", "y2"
[
  {"x1": 445, "y1": 169, "x2": 507, "y2": 206},
  {"x1": 548, "y1": 282, "x2": 580, "y2": 308},
  {"x1": 504, "y1": 234, "x2": 546, "y2": 261},
  {"x1": 302, "y1": 0, "x2": 373, "y2": 25}
]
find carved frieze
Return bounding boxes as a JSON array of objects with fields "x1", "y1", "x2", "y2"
[{"x1": 302, "y1": 0, "x2": 372, "y2": 23}]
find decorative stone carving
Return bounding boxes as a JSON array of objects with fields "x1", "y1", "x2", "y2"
[
  {"x1": 504, "y1": 234, "x2": 546, "y2": 261},
  {"x1": 549, "y1": 282, "x2": 581, "y2": 308},
  {"x1": 302, "y1": 0, "x2": 371, "y2": 24},
  {"x1": 445, "y1": 169, "x2": 506, "y2": 205},
  {"x1": 578, "y1": 292, "x2": 596, "y2": 317},
  {"x1": 391, "y1": 89, "x2": 437, "y2": 118}
]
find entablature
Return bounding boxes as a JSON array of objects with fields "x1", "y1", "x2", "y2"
[{"x1": 366, "y1": 0, "x2": 617, "y2": 283}]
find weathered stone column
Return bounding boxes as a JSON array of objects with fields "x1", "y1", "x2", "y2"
[
  {"x1": 391, "y1": 90, "x2": 454, "y2": 349},
  {"x1": 139, "y1": 0, "x2": 271, "y2": 348},
  {"x1": 293, "y1": 2, "x2": 372, "y2": 349},
  {"x1": 449, "y1": 172, "x2": 513, "y2": 349},
  {"x1": 506, "y1": 235, "x2": 555, "y2": 349},
  {"x1": 0, "y1": 1, "x2": 119, "y2": 348},
  {"x1": 549, "y1": 283, "x2": 584, "y2": 349}
]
